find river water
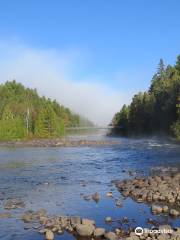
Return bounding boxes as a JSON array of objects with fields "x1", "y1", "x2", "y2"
[{"x1": 0, "y1": 132, "x2": 180, "y2": 239}]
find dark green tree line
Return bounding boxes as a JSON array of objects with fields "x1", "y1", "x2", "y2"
[{"x1": 111, "y1": 55, "x2": 180, "y2": 140}]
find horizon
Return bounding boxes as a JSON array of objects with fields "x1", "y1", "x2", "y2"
[{"x1": 0, "y1": 0, "x2": 180, "y2": 125}]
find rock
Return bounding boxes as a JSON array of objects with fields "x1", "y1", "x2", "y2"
[
  {"x1": 38, "y1": 229, "x2": 46, "y2": 234},
  {"x1": 39, "y1": 216, "x2": 48, "y2": 225},
  {"x1": 60, "y1": 216, "x2": 69, "y2": 229},
  {"x1": 83, "y1": 195, "x2": 92, "y2": 201},
  {"x1": 92, "y1": 192, "x2": 100, "y2": 202},
  {"x1": 151, "y1": 205, "x2": 163, "y2": 214},
  {"x1": 106, "y1": 192, "x2": 113, "y2": 197},
  {"x1": 21, "y1": 212, "x2": 35, "y2": 223},
  {"x1": 82, "y1": 218, "x2": 95, "y2": 226},
  {"x1": 122, "y1": 216, "x2": 129, "y2": 223},
  {"x1": 45, "y1": 230, "x2": 54, "y2": 240},
  {"x1": 4, "y1": 200, "x2": 25, "y2": 209},
  {"x1": 159, "y1": 225, "x2": 172, "y2": 231},
  {"x1": 162, "y1": 205, "x2": 169, "y2": 213},
  {"x1": 104, "y1": 231, "x2": 117, "y2": 240},
  {"x1": 115, "y1": 200, "x2": 122, "y2": 207},
  {"x1": 127, "y1": 236, "x2": 139, "y2": 240},
  {"x1": 76, "y1": 223, "x2": 95, "y2": 237},
  {"x1": 94, "y1": 227, "x2": 105, "y2": 237},
  {"x1": 36, "y1": 208, "x2": 47, "y2": 216},
  {"x1": 70, "y1": 216, "x2": 81, "y2": 228},
  {"x1": 169, "y1": 209, "x2": 180, "y2": 217},
  {"x1": 105, "y1": 216, "x2": 112, "y2": 222}
]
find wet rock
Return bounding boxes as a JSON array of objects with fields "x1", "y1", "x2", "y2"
[
  {"x1": 94, "y1": 227, "x2": 105, "y2": 237},
  {"x1": 39, "y1": 229, "x2": 46, "y2": 234},
  {"x1": 45, "y1": 230, "x2": 54, "y2": 240},
  {"x1": 57, "y1": 229, "x2": 64, "y2": 234},
  {"x1": 115, "y1": 200, "x2": 122, "y2": 207},
  {"x1": 92, "y1": 192, "x2": 100, "y2": 202},
  {"x1": 4, "y1": 200, "x2": 25, "y2": 209},
  {"x1": 83, "y1": 195, "x2": 92, "y2": 201},
  {"x1": 36, "y1": 208, "x2": 47, "y2": 216},
  {"x1": 104, "y1": 231, "x2": 118, "y2": 240},
  {"x1": 151, "y1": 205, "x2": 163, "y2": 214},
  {"x1": 70, "y1": 216, "x2": 81, "y2": 228},
  {"x1": 39, "y1": 216, "x2": 48, "y2": 225},
  {"x1": 82, "y1": 218, "x2": 95, "y2": 226},
  {"x1": 76, "y1": 223, "x2": 95, "y2": 237},
  {"x1": 106, "y1": 192, "x2": 113, "y2": 197},
  {"x1": 162, "y1": 205, "x2": 169, "y2": 213},
  {"x1": 122, "y1": 216, "x2": 129, "y2": 223},
  {"x1": 169, "y1": 209, "x2": 180, "y2": 217},
  {"x1": 21, "y1": 212, "x2": 36, "y2": 223},
  {"x1": 105, "y1": 216, "x2": 112, "y2": 223},
  {"x1": 59, "y1": 216, "x2": 69, "y2": 229}
]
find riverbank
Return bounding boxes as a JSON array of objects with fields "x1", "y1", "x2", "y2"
[{"x1": 0, "y1": 138, "x2": 119, "y2": 148}]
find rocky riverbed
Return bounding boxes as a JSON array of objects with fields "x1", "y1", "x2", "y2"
[
  {"x1": 115, "y1": 173, "x2": 180, "y2": 207},
  {"x1": 0, "y1": 137, "x2": 180, "y2": 240},
  {"x1": 0, "y1": 206, "x2": 180, "y2": 240}
]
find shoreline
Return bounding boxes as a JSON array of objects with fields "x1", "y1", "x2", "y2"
[
  {"x1": 1, "y1": 170, "x2": 180, "y2": 240},
  {"x1": 0, "y1": 138, "x2": 119, "y2": 148}
]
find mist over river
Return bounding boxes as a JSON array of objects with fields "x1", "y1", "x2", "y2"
[{"x1": 0, "y1": 131, "x2": 180, "y2": 240}]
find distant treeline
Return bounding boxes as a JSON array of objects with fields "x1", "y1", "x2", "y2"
[
  {"x1": 0, "y1": 81, "x2": 93, "y2": 139},
  {"x1": 111, "y1": 55, "x2": 180, "y2": 140}
]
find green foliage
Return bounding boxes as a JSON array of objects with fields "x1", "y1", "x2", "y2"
[
  {"x1": 111, "y1": 55, "x2": 180, "y2": 139},
  {"x1": 0, "y1": 80, "x2": 87, "y2": 139}
]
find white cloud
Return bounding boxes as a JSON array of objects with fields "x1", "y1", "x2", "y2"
[{"x1": 0, "y1": 42, "x2": 132, "y2": 125}]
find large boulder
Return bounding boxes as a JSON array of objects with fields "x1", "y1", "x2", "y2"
[
  {"x1": 94, "y1": 227, "x2": 105, "y2": 237},
  {"x1": 82, "y1": 218, "x2": 95, "y2": 225},
  {"x1": 169, "y1": 209, "x2": 180, "y2": 217},
  {"x1": 76, "y1": 223, "x2": 95, "y2": 237},
  {"x1": 104, "y1": 232, "x2": 118, "y2": 240}
]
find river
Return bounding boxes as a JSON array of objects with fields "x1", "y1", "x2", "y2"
[{"x1": 0, "y1": 132, "x2": 180, "y2": 239}]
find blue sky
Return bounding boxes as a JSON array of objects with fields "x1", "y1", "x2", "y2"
[{"x1": 0, "y1": 0, "x2": 180, "y2": 124}]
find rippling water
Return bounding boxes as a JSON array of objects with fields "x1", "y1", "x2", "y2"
[{"x1": 0, "y1": 133, "x2": 180, "y2": 240}]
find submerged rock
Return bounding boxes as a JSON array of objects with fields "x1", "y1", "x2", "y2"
[
  {"x1": 4, "y1": 199, "x2": 25, "y2": 210},
  {"x1": 105, "y1": 216, "x2": 112, "y2": 223},
  {"x1": 92, "y1": 192, "x2": 100, "y2": 202}
]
